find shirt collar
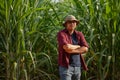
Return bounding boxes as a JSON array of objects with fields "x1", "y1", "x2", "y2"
[{"x1": 64, "y1": 29, "x2": 78, "y2": 35}]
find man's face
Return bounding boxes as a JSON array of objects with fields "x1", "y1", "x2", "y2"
[{"x1": 66, "y1": 20, "x2": 77, "y2": 31}]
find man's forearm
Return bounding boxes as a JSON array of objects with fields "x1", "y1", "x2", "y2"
[
  {"x1": 66, "y1": 46, "x2": 88, "y2": 54},
  {"x1": 63, "y1": 44, "x2": 80, "y2": 51}
]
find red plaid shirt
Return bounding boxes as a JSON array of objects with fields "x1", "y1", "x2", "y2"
[{"x1": 57, "y1": 29, "x2": 89, "y2": 71}]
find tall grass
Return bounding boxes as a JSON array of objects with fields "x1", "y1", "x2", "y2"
[
  {"x1": 0, "y1": 0, "x2": 120, "y2": 80},
  {"x1": 0, "y1": 0, "x2": 58, "y2": 80}
]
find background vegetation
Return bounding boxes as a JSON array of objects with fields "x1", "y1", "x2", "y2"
[{"x1": 0, "y1": 0, "x2": 120, "y2": 80}]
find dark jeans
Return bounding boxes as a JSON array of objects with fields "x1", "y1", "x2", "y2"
[{"x1": 59, "y1": 65, "x2": 81, "y2": 80}]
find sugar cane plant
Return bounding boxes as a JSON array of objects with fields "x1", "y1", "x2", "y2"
[{"x1": 0, "y1": 0, "x2": 120, "y2": 80}]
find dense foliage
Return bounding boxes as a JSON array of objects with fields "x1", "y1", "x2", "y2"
[{"x1": 0, "y1": 0, "x2": 120, "y2": 80}]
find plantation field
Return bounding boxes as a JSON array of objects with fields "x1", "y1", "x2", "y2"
[{"x1": 0, "y1": 0, "x2": 120, "y2": 80}]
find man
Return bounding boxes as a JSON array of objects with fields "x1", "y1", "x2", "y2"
[{"x1": 57, "y1": 15, "x2": 89, "y2": 80}]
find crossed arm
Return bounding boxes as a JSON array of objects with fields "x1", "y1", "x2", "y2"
[{"x1": 63, "y1": 44, "x2": 88, "y2": 54}]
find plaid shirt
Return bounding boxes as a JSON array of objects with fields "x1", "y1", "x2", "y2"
[{"x1": 57, "y1": 29, "x2": 89, "y2": 71}]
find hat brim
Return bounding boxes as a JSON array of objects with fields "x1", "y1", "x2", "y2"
[{"x1": 62, "y1": 20, "x2": 79, "y2": 27}]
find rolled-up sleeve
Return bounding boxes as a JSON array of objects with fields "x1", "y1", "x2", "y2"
[
  {"x1": 79, "y1": 32, "x2": 89, "y2": 48},
  {"x1": 57, "y1": 32, "x2": 68, "y2": 47}
]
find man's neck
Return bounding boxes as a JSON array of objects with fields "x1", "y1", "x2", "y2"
[{"x1": 68, "y1": 30, "x2": 74, "y2": 35}]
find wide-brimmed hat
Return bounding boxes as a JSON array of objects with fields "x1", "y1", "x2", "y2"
[{"x1": 63, "y1": 15, "x2": 79, "y2": 27}]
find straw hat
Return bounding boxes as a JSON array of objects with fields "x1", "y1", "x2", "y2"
[{"x1": 63, "y1": 15, "x2": 79, "y2": 27}]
